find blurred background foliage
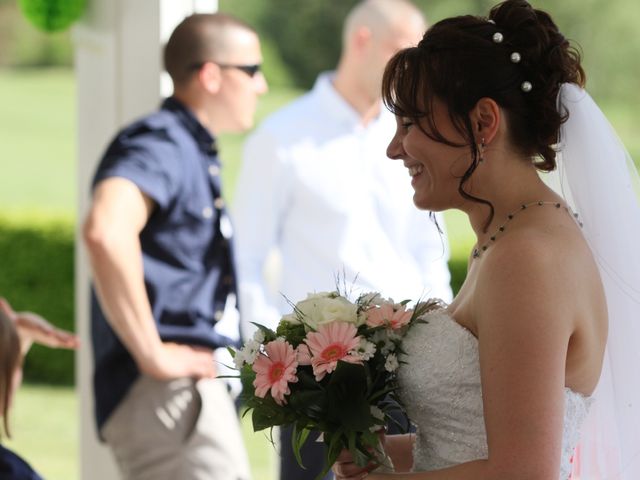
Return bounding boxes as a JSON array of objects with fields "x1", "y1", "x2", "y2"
[
  {"x1": 0, "y1": 0, "x2": 638, "y2": 101},
  {"x1": 217, "y1": 0, "x2": 640, "y2": 105}
]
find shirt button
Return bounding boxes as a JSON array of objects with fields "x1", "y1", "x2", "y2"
[
  {"x1": 214, "y1": 310, "x2": 224, "y2": 321},
  {"x1": 213, "y1": 198, "x2": 225, "y2": 209},
  {"x1": 202, "y1": 206, "x2": 213, "y2": 219},
  {"x1": 208, "y1": 164, "x2": 220, "y2": 176}
]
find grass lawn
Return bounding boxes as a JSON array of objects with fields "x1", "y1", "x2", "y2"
[
  {"x1": 0, "y1": 68, "x2": 77, "y2": 222},
  {"x1": 4, "y1": 384, "x2": 78, "y2": 480}
]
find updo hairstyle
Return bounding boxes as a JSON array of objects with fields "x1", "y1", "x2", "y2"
[{"x1": 382, "y1": 0, "x2": 585, "y2": 227}]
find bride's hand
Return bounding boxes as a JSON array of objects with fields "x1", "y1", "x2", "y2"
[{"x1": 332, "y1": 448, "x2": 380, "y2": 480}]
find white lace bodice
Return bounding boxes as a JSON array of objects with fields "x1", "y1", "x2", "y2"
[{"x1": 397, "y1": 309, "x2": 592, "y2": 479}]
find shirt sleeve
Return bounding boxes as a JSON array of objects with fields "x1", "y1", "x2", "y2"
[
  {"x1": 233, "y1": 126, "x2": 290, "y2": 335},
  {"x1": 92, "y1": 129, "x2": 183, "y2": 211}
]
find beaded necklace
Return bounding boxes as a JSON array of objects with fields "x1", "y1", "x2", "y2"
[{"x1": 472, "y1": 200, "x2": 583, "y2": 259}]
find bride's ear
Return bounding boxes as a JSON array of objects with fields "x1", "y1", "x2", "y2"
[{"x1": 470, "y1": 97, "x2": 500, "y2": 145}]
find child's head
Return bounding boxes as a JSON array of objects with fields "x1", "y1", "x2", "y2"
[{"x1": 0, "y1": 307, "x2": 21, "y2": 437}]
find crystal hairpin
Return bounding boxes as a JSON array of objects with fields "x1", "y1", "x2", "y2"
[
  {"x1": 510, "y1": 52, "x2": 521, "y2": 63},
  {"x1": 492, "y1": 32, "x2": 503, "y2": 43}
]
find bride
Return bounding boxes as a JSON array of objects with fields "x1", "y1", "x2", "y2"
[{"x1": 332, "y1": 1, "x2": 640, "y2": 479}]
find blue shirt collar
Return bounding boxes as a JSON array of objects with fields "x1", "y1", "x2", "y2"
[{"x1": 161, "y1": 96, "x2": 218, "y2": 155}]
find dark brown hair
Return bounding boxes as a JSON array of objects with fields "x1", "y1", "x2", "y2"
[
  {"x1": 164, "y1": 13, "x2": 256, "y2": 88},
  {"x1": 382, "y1": 0, "x2": 585, "y2": 229},
  {"x1": 0, "y1": 309, "x2": 20, "y2": 438}
]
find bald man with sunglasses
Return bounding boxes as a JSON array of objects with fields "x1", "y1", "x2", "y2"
[{"x1": 83, "y1": 13, "x2": 267, "y2": 480}]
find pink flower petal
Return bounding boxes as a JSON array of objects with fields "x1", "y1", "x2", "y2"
[{"x1": 252, "y1": 339, "x2": 299, "y2": 405}]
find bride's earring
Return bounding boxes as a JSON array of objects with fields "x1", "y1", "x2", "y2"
[{"x1": 479, "y1": 137, "x2": 486, "y2": 163}]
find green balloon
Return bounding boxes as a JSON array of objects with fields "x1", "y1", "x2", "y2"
[{"x1": 19, "y1": 0, "x2": 87, "y2": 33}]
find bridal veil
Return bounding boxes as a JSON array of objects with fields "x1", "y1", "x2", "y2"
[{"x1": 547, "y1": 83, "x2": 640, "y2": 480}]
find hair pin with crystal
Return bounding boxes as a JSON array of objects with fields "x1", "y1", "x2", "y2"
[
  {"x1": 492, "y1": 32, "x2": 503, "y2": 43},
  {"x1": 521, "y1": 81, "x2": 533, "y2": 92},
  {"x1": 510, "y1": 52, "x2": 521, "y2": 63}
]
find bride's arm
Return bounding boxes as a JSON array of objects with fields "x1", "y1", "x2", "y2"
[{"x1": 357, "y1": 237, "x2": 579, "y2": 480}]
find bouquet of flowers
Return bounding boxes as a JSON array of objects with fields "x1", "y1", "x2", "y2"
[{"x1": 230, "y1": 289, "x2": 439, "y2": 478}]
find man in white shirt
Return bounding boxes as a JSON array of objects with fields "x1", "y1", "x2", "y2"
[{"x1": 234, "y1": 1, "x2": 452, "y2": 478}]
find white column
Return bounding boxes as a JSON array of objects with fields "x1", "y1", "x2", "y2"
[{"x1": 75, "y1": 1, "x2": 216, "y2": 479}]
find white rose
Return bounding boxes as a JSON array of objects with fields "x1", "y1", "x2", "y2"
[
  {"x1": 278, "y1": 292, "x2": 335, "y2": 326},
  {"x1": 279, "y1": 312, "x2": 301, "y2": 325},
  {"x1": 295, "y1": 294, "x2": 358, "y2": 330}
]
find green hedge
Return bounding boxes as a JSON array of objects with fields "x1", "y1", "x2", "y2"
[{"x1": 0, "y1": 219, "x2": 74, "y2": 385}]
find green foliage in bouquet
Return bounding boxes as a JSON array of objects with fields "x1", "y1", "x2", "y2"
[{"x1": 230, "y1": 293, "x2": 441, "y2": 479}]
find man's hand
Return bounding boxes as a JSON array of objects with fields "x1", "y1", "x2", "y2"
[
  {"x1": 139, "y1": 342, "x2": 217, "y2": 381},
  {"x1": 0, "y1": 297, "x2": 79, "y2": 355}
]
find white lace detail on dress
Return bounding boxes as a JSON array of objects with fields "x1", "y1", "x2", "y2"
[{"x1": 397, "y1": 309, "x2": 593, "y2": 479}]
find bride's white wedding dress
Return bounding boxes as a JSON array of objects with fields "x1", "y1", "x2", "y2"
[{"x1": 397, "y1": 308, "x2": 592, "y2": 479}]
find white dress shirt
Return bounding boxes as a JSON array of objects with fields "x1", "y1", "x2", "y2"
[{"x1": 234, "y1": 72, "x2": 452, "y2": 334}]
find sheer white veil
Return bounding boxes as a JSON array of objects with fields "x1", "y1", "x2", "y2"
[{"x1": 545, "y1": 83, "x2": 640, "y2": 479}]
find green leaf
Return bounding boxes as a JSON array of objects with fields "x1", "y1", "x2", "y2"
[
  {"x1": 288, "y1": 389, "x2": 327, "y2": 421},
  {"x1": 295, "y1": 367, "x2": 324, "y2": 390},
  {"x1": 325, "y1": 362, "x2": 371, "y2": 431},
  {"x1": 291, "y1": 423, "x2": 312, "y2": 469},
  {"x1": 314, "y1": 429, "x2": 346, "y2": 480},
  {"x1": 252, "y1": 402, "x2": 287, "y2": 431},
  {"x1": 239, "y1": 364, "x2": 257, "y2": 394}
]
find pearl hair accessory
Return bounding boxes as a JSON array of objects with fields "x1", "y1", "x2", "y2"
[{"x1": 487, "y1": 22, "x2": 533, "y2": 94}]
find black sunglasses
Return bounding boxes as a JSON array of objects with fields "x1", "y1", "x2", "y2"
[{"x1": 187, "y1": 61, "x2": 262, "y2": 78}]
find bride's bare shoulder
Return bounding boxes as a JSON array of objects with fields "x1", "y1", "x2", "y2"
[{"x1": 473, "y1": 223, "x2": 600, "y2": 315}]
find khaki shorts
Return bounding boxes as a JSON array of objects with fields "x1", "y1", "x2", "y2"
[{"x1": 101, "y1": 376, "x2": 251, "y2": 480}]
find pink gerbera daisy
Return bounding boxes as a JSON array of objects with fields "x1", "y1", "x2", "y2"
[
  {"x1": 366, "y1": 304, "x2": 413, "y2": 330},
  {"x1": 252, "y1": 339, "x2": 299, "y2": 405},
  {"x1": 304, "y1": 322, "x2": 362, "y2": 381}
]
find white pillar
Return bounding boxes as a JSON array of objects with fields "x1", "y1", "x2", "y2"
[{"x1": 75, "y1": 1, "x2": 216, "y2": 479}]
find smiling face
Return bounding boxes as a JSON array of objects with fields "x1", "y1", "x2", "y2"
[{"x1": 386, "y1": 98, "x2": 472, "y2": 211}]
